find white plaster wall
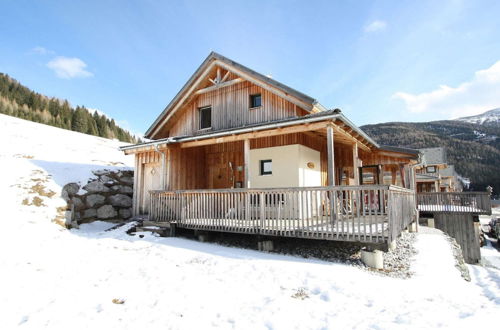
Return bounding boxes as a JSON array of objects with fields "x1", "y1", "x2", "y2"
[
  {"x1": 249, "y1": 144, "x2": 321, "y2": 188},
  {"x1": 249, "y1": 144, "x2": 299, "y2": 188},
  {"x1": 298, "y1": 144, "x2": 321, "y2": 187}
]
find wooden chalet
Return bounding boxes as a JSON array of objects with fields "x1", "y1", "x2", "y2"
[{"x1": 121, "y1": 52, "x2": 421, "y2": 247}]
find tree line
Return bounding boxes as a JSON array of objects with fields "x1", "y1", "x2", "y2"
[{"x1": 0, "y1": 73, "x2": 140, "y2": 143}]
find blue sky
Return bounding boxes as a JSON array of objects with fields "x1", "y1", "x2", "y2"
[{"x1": 1, "y1": 0, "x2": 500, "y2": 135}]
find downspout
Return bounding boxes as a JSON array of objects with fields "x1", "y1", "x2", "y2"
[{"x1": 154, "y1": 144, "x2": 167, "y2": 190}]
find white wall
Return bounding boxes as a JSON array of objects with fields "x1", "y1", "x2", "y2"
[{"x1": 249, "y1": 144, "x2": 321, "y2": 188}]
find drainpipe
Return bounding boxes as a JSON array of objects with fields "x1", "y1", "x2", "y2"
[{"x1": 154, "y1": 144, "x2": 167, "y2": 190}]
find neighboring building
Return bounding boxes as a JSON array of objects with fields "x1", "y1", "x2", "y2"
[
  {"x1": 120, "y1": 52, "x2": 419, "y2": 246},
  {"x1": 415, "y1": 147, "x2": 463, "y2": 192}
]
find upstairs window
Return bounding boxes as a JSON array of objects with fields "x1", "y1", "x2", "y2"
[
  {"x1": 199, "y1": 106, "x2": 211, "y2": 130},
  {"x1": 260, "y1": 159, "x2": 272, "y2": 175},
  {"x1": 250, "y1": 94, "x2": 262, "y2": 108},
  {"x1": 426, "y1": 166, "x2": 436, "y2": 173}
]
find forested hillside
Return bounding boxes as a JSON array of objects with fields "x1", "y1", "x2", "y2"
[
  {"x1": 0, "y1": 73, "x2": 139, "y2": 143},
  {"x1": 361, "y1": 119, "x2": 500, "y2": 195}
]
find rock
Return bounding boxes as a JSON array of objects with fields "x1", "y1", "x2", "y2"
[
  {"x1": 71, "y1": 197, "x2": 85, "y2": 211},
  {"x1": 61, "y1": 189, "x2": 70, "y2": 202},
  {"x1": 113, "y1": 185, "x2": 133, "y2": 194},
  {"x1": 119, "y1": 208, "x2": 132, "y2": 219},
  {"x1": 86, "y1": 194, "x2": 106, "y2": 208},
  {"x1": 83, "y1": 180, "x2": 110, "y2": 193},
  {"x1": 97, "y1": 205, "x2": 117, "y2": 219},
  {"x1": 109, "y1": 194, "x2": 133, "y2": 208},
  {"x1": 118, "y1": 176, "x2": 134, "y2": 185},
  {"x1": 63, "y1": 183, "x2": 80, "y2": 196},
  {"x1": 64, "y1": 210, "x2": 73, "y2": 226},
  {"x1": 82, "y1": 208, "x2": 97, "y2": 219},
  {"x1": 92, "y1": 169, "x2": 110, "y2": 176},
  {"x1": 99, "y1": 175, "x2": 113, "y2": 183}
]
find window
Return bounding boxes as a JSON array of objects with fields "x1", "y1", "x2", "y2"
[
  {"x1": 260, "y1": 159, "x2": 272, "y2": 175},
  {"x1": 250, "y1": 94, "x2": 262, "y2": 108},
  {"x1": 426, "y1": 166, "x2": 436, "y2": 173},
  {"x1": 199, "y1": 106, "x2": 211, "y2": 129}
]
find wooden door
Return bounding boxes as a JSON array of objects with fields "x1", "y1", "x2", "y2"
[
  {"x1": 141, "y1": 162, "x2": 161, "y2": 214},
  {"x1": 207, "y1": 153, "x2": 232, "y2": 189}
]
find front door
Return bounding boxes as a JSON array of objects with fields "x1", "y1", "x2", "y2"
[
  {"x1": 207, "y1": 153, "x2": 232, "y2": 189},
  {"x1": 141, "y1": 162, "x2": 161, "y2": 214}
]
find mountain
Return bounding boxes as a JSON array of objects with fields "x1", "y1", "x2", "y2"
[
  {"x1": 0, "y1": 73, "x2": 140, "y2": 143},
  {"x1": 457, "y1": 108, "x2": 500, "y2": 126},
  {"x1": 361, "y1": 109, "x2": 500, "y2": 195}
]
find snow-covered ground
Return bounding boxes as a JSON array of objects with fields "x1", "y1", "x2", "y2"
[{"x1": 1, "y1": 114, "x2": 499, "y2": 329}]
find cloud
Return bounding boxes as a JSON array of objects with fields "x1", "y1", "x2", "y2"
[
  {"x1": 392, "y1": 60, "x2": 500, "y2": 118},
  {"x1": 46, "y1": 56, "x2": 93, "y2": 79},
  {"x1": 31, "y1": 46, "x2": 54, "y2": 55},
  {"x1": 364, "y1": 20, "x2": 387, "y2": 33}
]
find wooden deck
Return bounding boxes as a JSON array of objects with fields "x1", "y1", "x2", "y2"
[
  {"x1": 148, "y1": 185, "x2": 417, "y2": 244},
  {"x1": 416, "y1": 192, "x2": 491, "y2": 215}
]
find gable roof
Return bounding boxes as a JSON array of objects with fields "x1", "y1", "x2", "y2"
[{"x1": 145, "y1": 52, "x2": 327, "y2": 139}]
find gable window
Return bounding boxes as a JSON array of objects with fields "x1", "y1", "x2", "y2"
[
  {"x1": 250, "y1": 94, "x2": 262, "y2": 108},
  {"x1": 260, "y1": 159, "x2": 272, "y2": 175},
  {"x1": 199, "y1": 106, "x2": 211, "y2": 130}
]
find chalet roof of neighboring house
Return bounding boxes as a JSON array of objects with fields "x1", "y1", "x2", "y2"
[
  {"x1": 121, "y1": 109, "x2": 381, "y2": 152},
  {"x1": 379, "y1": 145, "x2": 420, "y2": 156},
  {"x1": 416, "y1": 173, "x2": 440, "y2": 182},
  {"x1": 440, "y1": 164, "x2": 457, "y2": 178},
  {"x1": 419, "y1": 147, "x2": 447, "y2": 165},
  {"x1": 145, "y1": 51, "x2": 328, "y2": 139}
]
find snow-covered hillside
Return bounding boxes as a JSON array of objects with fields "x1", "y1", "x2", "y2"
[
  {"x1": 1, "y1": 114, "x2": 499, "y2": 329},
  {"x1": 458, "y1": 108, "x2": 500, "y2": 125}
]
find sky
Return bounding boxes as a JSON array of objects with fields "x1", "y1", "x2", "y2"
[{"x1": 1, "y1": 0, "x2": 500, "y2": 135}]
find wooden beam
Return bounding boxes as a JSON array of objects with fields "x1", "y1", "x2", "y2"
[
  {"x1": 353, "y1": 142, "x2": 360, "y2": 185},
  {"x1": 194, "y1": 78, "x2": 244, "y2": 95},
  {"x1": 179, "y1": 121, "x2": 330, "y2": 148},
  {"x1": 244, "y1": 139, "x2": 250, "y2": 188},
  {"x1": 327, "y1": 124, "x2": 335, "y2": 186}
]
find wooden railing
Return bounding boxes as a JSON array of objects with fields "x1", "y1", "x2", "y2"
[
  {"x1": 417, "y1": 192, "x2": 491, "y2": 215},
  {"x1": 149, "y1": 185, "x2": 417, "y2": 243}
]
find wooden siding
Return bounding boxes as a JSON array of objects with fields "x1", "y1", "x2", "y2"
[{"x1": 167, "y1": 72, "x2": 307, "y2": 138}]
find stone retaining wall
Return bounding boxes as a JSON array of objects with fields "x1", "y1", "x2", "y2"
[{"x1": 62, "y1": 169, "x2": 134, "y2": 227}]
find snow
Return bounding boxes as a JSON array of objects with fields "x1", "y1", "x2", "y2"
[
  {"x1": 1, "y1": 114, "x2": 499, "y2": 329},
  {"x1": 418, "y1": 204, "x2": 484, "y2": 213},
  {"x1": 457, "y1": 107, "x2": 500, "y2": 125}
]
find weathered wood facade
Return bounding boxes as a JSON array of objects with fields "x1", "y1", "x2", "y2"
[{"x1": 122, "y1": 52, "x2": 420, "y2": 244}]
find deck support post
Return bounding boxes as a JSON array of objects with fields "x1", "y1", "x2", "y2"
[
  {"x1": 244, "y1": 139, "x2": 250, "y2": 188},
  {"x1": 327, "y1": 124, "x2": 336, "y2": 186},
  {"x1": 352, "y1": 142, "x2": 360, "y2": 185}
]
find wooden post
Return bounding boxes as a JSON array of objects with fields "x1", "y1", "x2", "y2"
[
  {"x1": 132, "y1": 154, "x2": 140, "y2": 216},
  {"x1": 352, "y1": 142, "x2": 359, "y2": 185},
  {"x1": 165, "y1": 149, "x2": 171, "y2": 190},
  {"x1": 327, "y1": 124, "x2": 336, "y2": 186},
  {"x1": 244, "y1": 139, "x2": 250, "y2": 188}
]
